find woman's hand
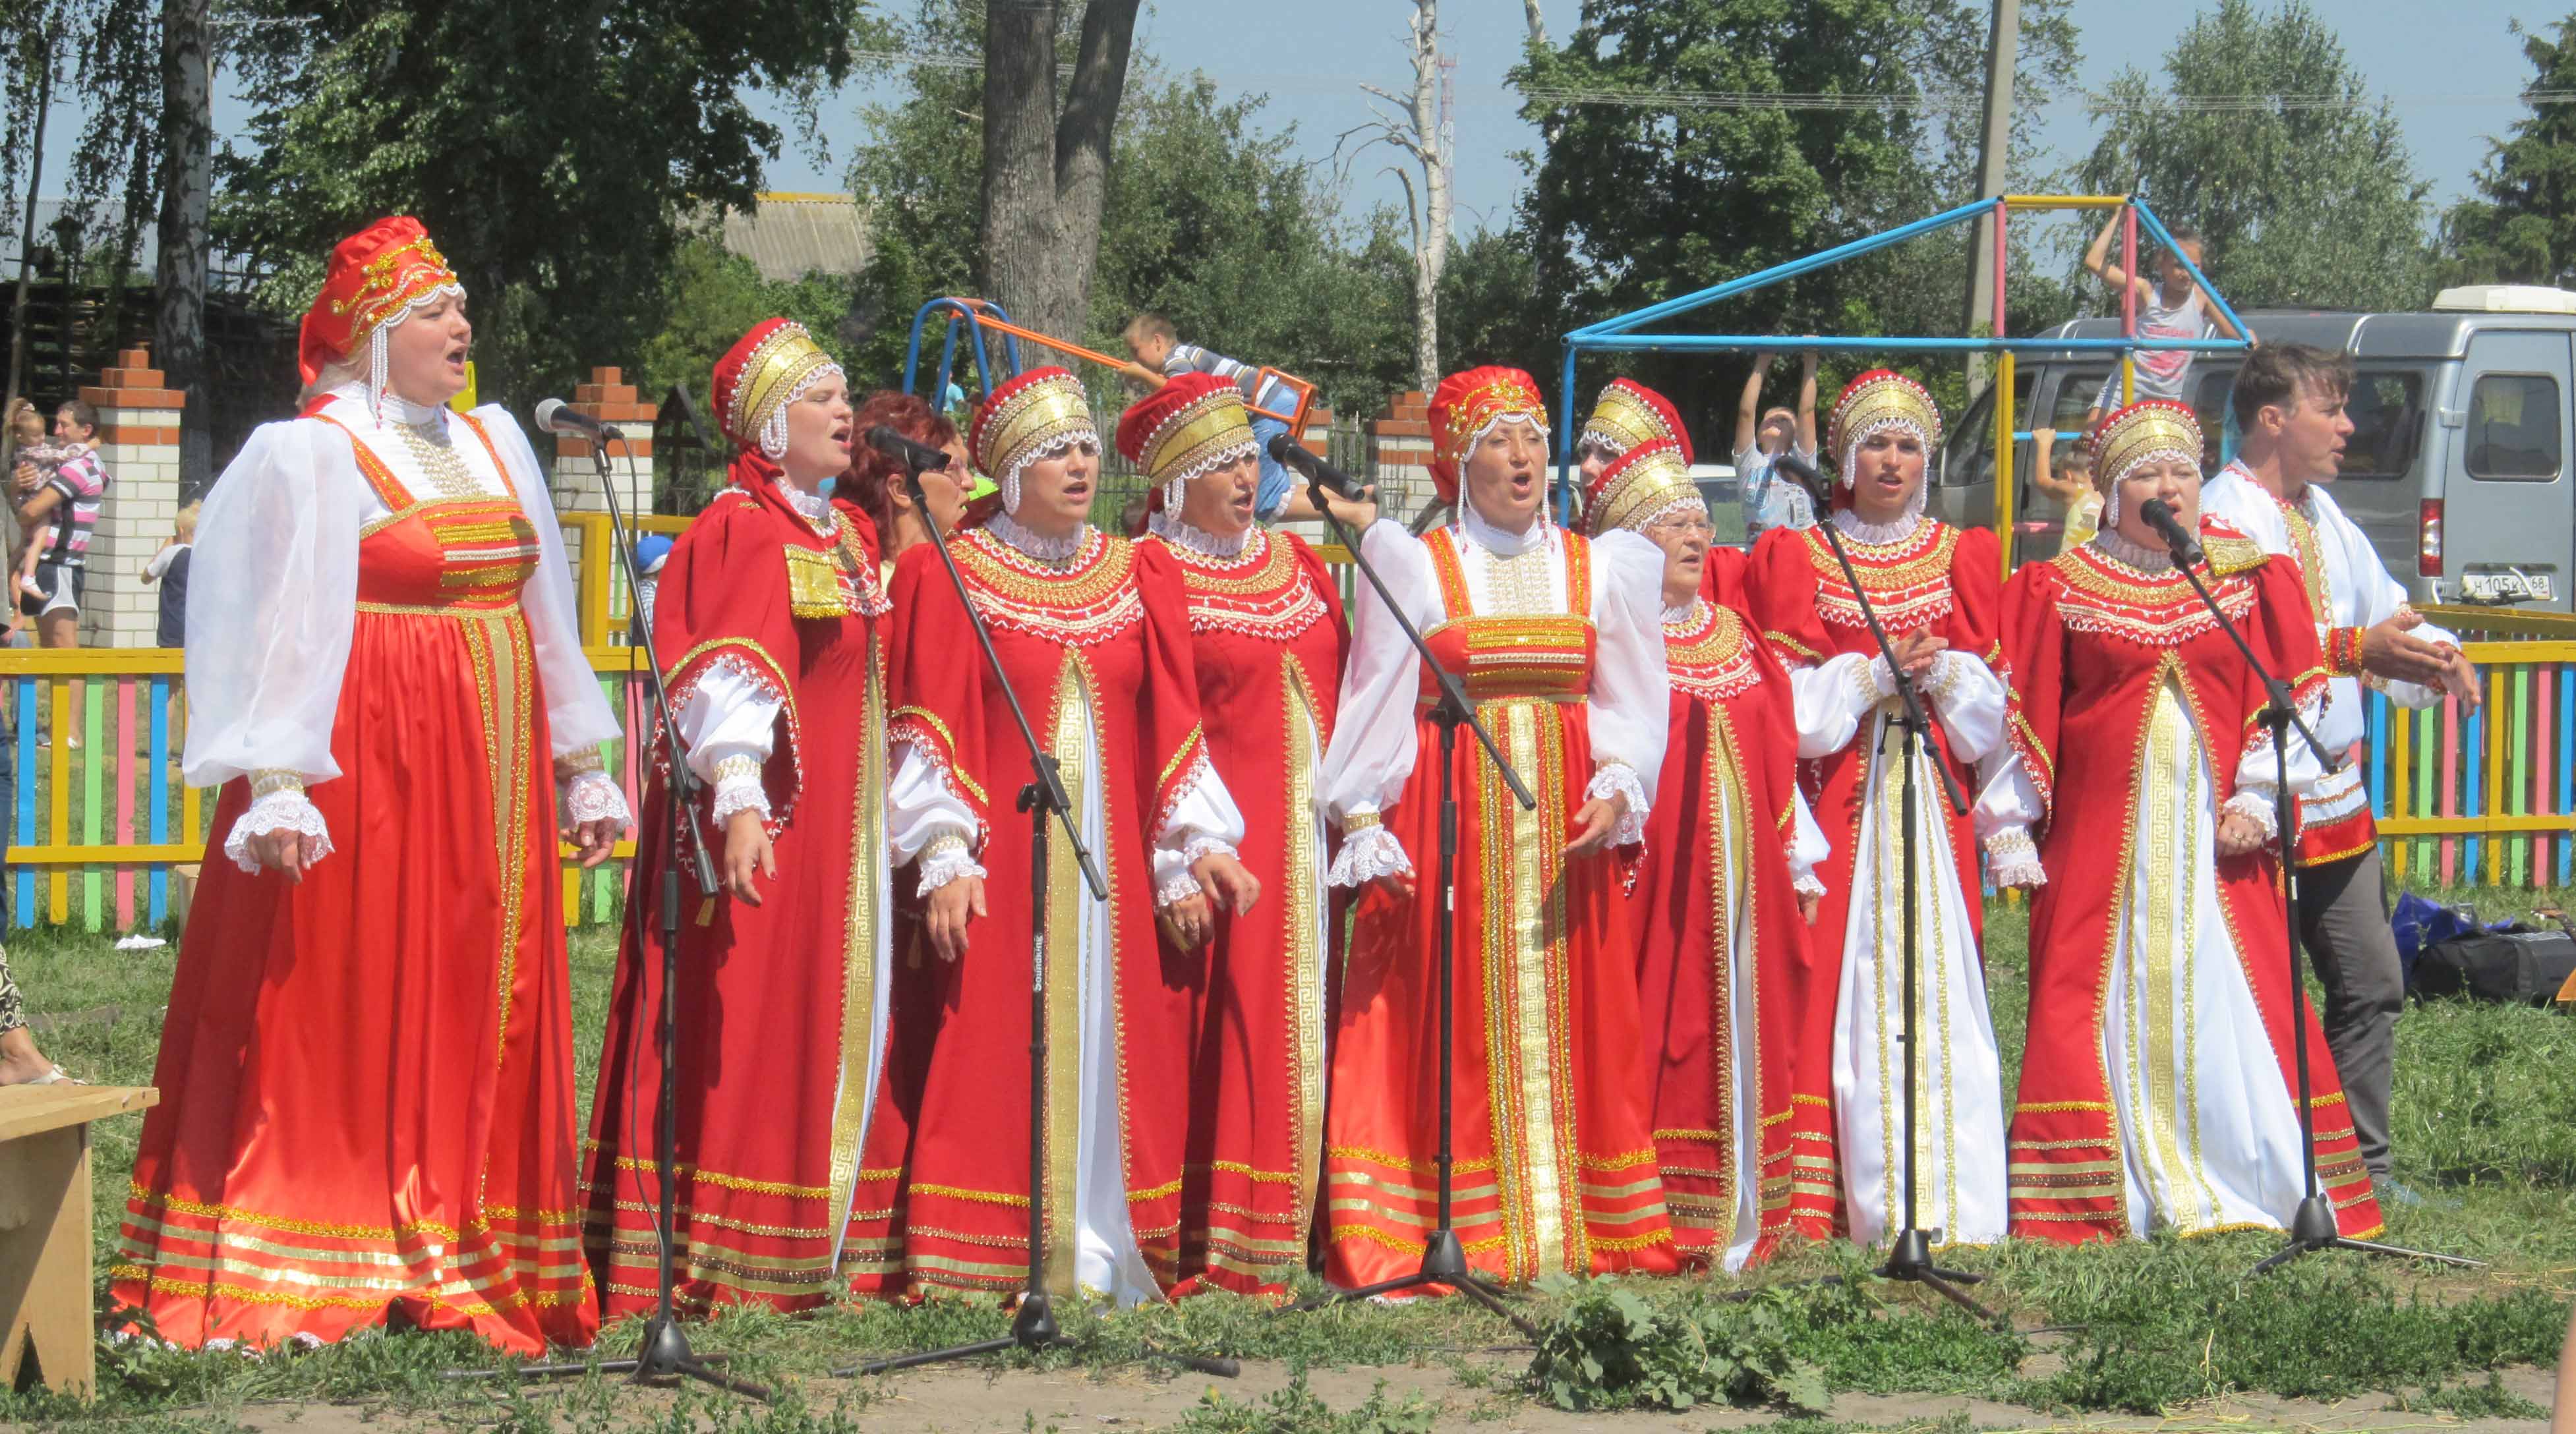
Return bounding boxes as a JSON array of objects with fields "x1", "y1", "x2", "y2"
[
  {"x1": 2215, "y1": 807, "x2": 2267, "y2": 857},
  {"x1": 570, "y1": 817, "x2": 620, "y2": 869},
  {"x1": 925, "y1": 875, "x2": 986, "y2": 961},
  {"x1": 1161, "y1": 892, "x2": 1215, "y2": 950},
  {"x1": 722, "y1": 808, "x2": 774, "y2": 904},
  {"x1": 1370, "y1": 871, "x2": 1417, "y2": 903},
  {"x1": 250, "y1": 830, "x2": 308, "y2": 883},
  {"x1": 1799, "y1": 892, "x2": 1821, "y2": 924},
  {"x1": 1320, "y1": 487, "x2": 1379, "y2": 531},
  {"x1": 1564, "y1": 794, "x2": 1625, "y2": 860},
  {"x1": 1191, "y1": 851, "x2": 1260, "y2": 915},
  {"x1": 1887, "y1": 631, "x2": 1948, "y2": 679}
]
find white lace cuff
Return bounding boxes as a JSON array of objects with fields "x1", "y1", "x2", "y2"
[
  {"x1": 1587, "y1": 762, "x2": 1650, "y2": 847},
  {"x1": 222, "y1": 787, "x2": 334, "y2": 875},
  {"x1": 709, "y1": 754, "x2": 771, "y2": 828},
  {"x1": 562, "y1": 769, "x2": 632, "y2": 829},
  {"x1": 916, "y1": 831, "x2": 986, "y2": 896},
  {"x1": 1983, "y1": 825, "x2": 2044, "y2": 888},
  {"x1": 1157, "y1": 834, "x2": 1237, "y2": 908},
  {"x1": 1329, "y1": 821, "x2": 1413, "y2": 887},
  {"x1": 1792, "y1": 872, "x2": 1827, "y2": 899},
  {"x1": 2223, "y1": 789, "x2": 2279, "y2": 842}
]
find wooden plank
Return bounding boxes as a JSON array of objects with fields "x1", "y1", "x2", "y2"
[
  {"x1": 2387, "y1": 703, "x2": 2410, "y2": 880},
  {"x1": 2561, "y1": 668, "x2": 2575, "y2": 886},
  {"x1": 0, "y1": 648, "x2": 185, "y2": 675},
  {"x1": 2488, "y1": 674, "x2": 2510, "y2": 885},
  {"x1": 2534, "y1": 665, "x2": 2554, "y2": 888},
  {"x1": 4, "y1": 844, "x2": 205, "y2": 865},
  {"x1": 2507, "y1": 667, "x2": 2529, "y2": 885},
  {"x1": 148, "y1": 677, "x2": 168, "y2": 926},
  {"x1": 2378, "y1": 813, "x2": 2576, "y2": 836},
  {"x1": 81, "y1": 679, "x2": 102, "y2": 929},
  {"x1": 0, "y1": 1083, "x2": 157, "y2": 1142},
  {"x1": 12, "y1": 681, "x2": 29, "y2": 927},
  {"x1": 178, "y1": 691, "x2": 200, "y2": 847},
  {"x1": 0, "y1": 1125, "x2": 91, "y2": 1396},
  {"x1": 2444, "y1": 700, "x2": 2463, "y2": 883},
  {"x1": 47, "y1": 679, "x2": 68, "y2": 923},
  {"x1": 114, "y1": 679, "x2": 134, "y2": 928}
]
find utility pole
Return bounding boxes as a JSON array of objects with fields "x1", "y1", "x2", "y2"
[{"x1": 1963, "y1": 0, "x2": 2018, "y2": 402}]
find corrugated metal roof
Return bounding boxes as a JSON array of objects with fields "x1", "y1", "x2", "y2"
[{"x1": 719, "y1": 192, "x2": 869, "y2": 283}]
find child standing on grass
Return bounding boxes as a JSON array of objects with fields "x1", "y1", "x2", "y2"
[{"x1": 143, "y1": 501, "x2": 200, "y2": 650}]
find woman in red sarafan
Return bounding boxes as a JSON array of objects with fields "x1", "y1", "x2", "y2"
[
  {"x1": 1318, "y1": 364, "x2": 1679, "y2": 1290},
  {"x1": 113, "y1": 217, "x2": 628, "y2": 1354},
  {"x1": 846, "y1": 366, "x2": 1261, "y2": 1305},
  {"x1": 1115, "y1": 374, "x2": 1355, "y2": 1295},
  {"x1": 1581, "y1": 436, "x2": 1837, "y2": 1271},
  {"x1": 581, "y1": 318, "x2": 900, "y2": 1315},
  {"x1": 1980, "y1": 399, "x2": 2383, "y2": 1244},
  {"x1": 1744, "y1": 368, "x2": 2012, "y2": 1251}
]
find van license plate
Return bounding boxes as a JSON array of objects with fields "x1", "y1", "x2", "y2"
[{"x1": 2463, "y1": 571, "x2": 2554, "y2": 603}]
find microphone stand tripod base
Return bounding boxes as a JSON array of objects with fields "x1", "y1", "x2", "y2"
[
  {"x1": 1875, "y1": 1228, "x2": 2003, "y2": 1327},
  {"x1": 2244, "y1": 1194, "x2": 2485, "y2": 1278},
  {"x1": 1289, "y1": 1232, "x2": 1542, "y2": 1342}
]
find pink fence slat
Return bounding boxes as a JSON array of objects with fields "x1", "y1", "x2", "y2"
[
  {"x1": 115, "y1": 679, "x2": 136, "y2": 927},
  {"x1": 2440, "y1": 701, "x2": 2459, "y2": 884},
  {"x1": 2535, "y1": 664, "x2": 2554, "y2": 888}
]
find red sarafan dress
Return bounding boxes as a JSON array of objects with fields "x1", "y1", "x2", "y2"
[
  {"x1": 1632, "y1": 595, "x2": 1835, "y2": 1270},
  {"x1": 1147, "y1": 523, "x2": 1347, "y2": 1296},
  {"x1": 116, "y1": 389, "x2": 622, "y2": 1353},
  {"x1": 846, "y1": 522, "x2": 1243, "y2": 1304},
  {"x1": 581, "y1": 474, "x2": 894, "y2": 1315},
  {"x1": 1984, "y1": 526, "x2": 2384, "y2": 1242},
  {"x1": 1320, "y1": 511, "x2": 1679, "y2": 1288},
  {"x1": 1746, "y1": 515, "x2": 2012, "y2": 1247}
]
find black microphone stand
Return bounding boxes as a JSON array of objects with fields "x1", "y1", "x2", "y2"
[
  {"x1": 833, "y1": 456, "x2": 1235, "y2": 1381},
  {"x1": 2148, "y1": 517, "x2": 2481, "y2": 1279},
  {"x1": 1798, "y1": 484, "x2": 2004, "y2": 1327},
  {"x1": 449, "y1": 427, "x2": 766, "y2": 1398},
  {"x1": 1283, "y1": 472, "x2": 1542, "y2": 1340}
]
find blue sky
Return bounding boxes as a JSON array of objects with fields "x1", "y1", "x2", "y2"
[{"x1": 35, "y1": 1, "x2": 2563, "y2": 239}]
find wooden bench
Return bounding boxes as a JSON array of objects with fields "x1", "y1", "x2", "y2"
[{"x1": 0, "y1": 1084, "x2": 158, "y2": 1397}]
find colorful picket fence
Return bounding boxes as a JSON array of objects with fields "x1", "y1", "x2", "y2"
[{"x1": 2368, "y1": 606, "x2": 2576, "y2": 890}]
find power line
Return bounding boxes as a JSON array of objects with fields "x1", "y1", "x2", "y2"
[{"x1": 1517, "y1": 87, "x2": 2576, "y2": 114}]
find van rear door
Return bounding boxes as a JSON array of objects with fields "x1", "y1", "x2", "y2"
[{"x1": 2445, "y1": 329, "x2": 2573, "y2": 612}]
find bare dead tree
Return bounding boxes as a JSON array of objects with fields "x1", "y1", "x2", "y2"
[
  {"x1": 1335, "y1": 0, "x2": 1451, "y2": 391},
  {"x1": 1523, "y1": 0, "x2": 1546, "y2": 47}
]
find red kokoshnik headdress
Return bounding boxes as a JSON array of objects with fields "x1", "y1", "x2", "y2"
[
  {"x1": 1115, "y1": 370, "x2": 1259, "y2": 520},
  {"x1": 711, "y1": 318, "x2": 846, "y2": 492},
  {"x1": 972, "y1": 366, "x2": 1098, "y2": 521},
  {"x1": 297, "y1": 216, "x2": 465, "y2": 425},
  {"x1": 1825, "y1": 368, "x2": 1943, "y2": 514},
  {"x1": 1580, "y1": 378, "x2": 1692, "y2": 467},
  {"x1": 2090, "y1": 398, "x2": 2203, "y2": 529},
  {"x1": 1427, "y1": 364, "x2": 1550, "y2": 508}
]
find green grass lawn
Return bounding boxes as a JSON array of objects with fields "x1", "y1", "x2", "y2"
[{"x1": 4, "y1": 882, "x2": 2573, "y2": 1431}]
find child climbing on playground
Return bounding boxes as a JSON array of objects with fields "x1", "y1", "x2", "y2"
[
  {"x1": 2077, "y1": 212, "x2": 2245, "y2": 424},
  {"x1": 1119, "y1": 314, "x2": 1368, "y2": 525},
  {"x1": 1735, "y1": 349, "x2": 1819, "y2": 537}
]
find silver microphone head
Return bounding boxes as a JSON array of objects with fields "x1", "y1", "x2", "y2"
[{"x1": 533, "y1": 397, "x2": 569, "y2": 434}]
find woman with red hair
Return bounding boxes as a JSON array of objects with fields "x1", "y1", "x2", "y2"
[
  {"x1": 843, "y1": 389, "x2": 991, "y2": 579},
  {"x1": 582, "y1": 318, "x2": 900, "y2": 1316},
  {"x1": 1318, "y1": 364, "x2": 1678, "y2": 1289},
  {"x1": 1745, "y1": 370, "x2": 2012, "y2": 1251},
  {"x1": 114, "y1": 217, "x2": 627, "y2": 1353}
]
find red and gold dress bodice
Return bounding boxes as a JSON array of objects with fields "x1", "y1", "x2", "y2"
[
  {"x1": 1662, "y1": 598, "x2": 1763, "y2": 705},
  {"x1": 1417, "y1": 526, "x2": 1597, "y2": 708},
  {"x1": 307, "y1": 407, "x2": 542, "y2": 614},
  {"x1": 1792, "y1": 518, "x2": 1962, "y2": 641}
]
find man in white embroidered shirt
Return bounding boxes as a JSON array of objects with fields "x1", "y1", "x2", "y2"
[{"x1": 2198, "y1": 343, "x2": 2481, "y2": 1209}]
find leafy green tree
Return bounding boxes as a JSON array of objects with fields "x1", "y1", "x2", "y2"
[
  {"x1": 1510, "y1": 0, "x2": 2080, "y2": 430},
  {"x1": 2442, "y1": 14, "x2": 2576, "y2": 289},
  {"x1": 2077, "y1": 0, "x2": 2435, "y2": 313},
  {"x1": 215, "y1": 0, "x2": 876, "y2": 407}
]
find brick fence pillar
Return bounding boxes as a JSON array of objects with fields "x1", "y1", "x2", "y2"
[
  {"x1": 79, "y1": 347, "x2": 186, "y2": 648},
  {"x1": 551, "y1": 366, "x2": 657, "y2": 517},
  {"x1": 1368, "y1": 390, "x2": 1432, "y2": 523}
]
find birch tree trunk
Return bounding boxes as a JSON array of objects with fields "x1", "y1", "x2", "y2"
[{"x1": 1405, "y1": 0, "x2": 1448, "y2": 391}]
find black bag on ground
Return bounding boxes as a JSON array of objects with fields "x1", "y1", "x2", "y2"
[{"x1": 2413, "y1": 929, "x2": 2576, "y2": 1006}]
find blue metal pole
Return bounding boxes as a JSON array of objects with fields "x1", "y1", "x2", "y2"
[
  {"x1": 2130, "y1": 199, "x2": 2254, "y2": 344},
  {"x1": 1571, "y1": 196, "x2": 1996, "y2": 340},
  {"x1": 1556, "y1": 344, "x2": 1581, "y2": 525}
]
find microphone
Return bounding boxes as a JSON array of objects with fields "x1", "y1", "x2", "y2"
[
  {"x1": 2139, "y1": 497, "x2": 2204, "y2": 567},
  {"x1": 1266, "y1": 432, "x2": 1370, "y2": 503},
  {"x1": 864, "y1": 424, "x2": 952, "y2": 471},
  {"x1": 532, "y1": 398, "x2": 610, "y2": 440},
  {"x1": 1771, "y1": 449, "x2": 1830, "y2": 501}
]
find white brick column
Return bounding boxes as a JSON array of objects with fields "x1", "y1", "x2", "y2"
[
  {"x1": 80, "y1": 346, "x2": 185, "y2": 648},
  {"x1": 549, "y1": 366, "x2": 657, "y2": 518}
]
